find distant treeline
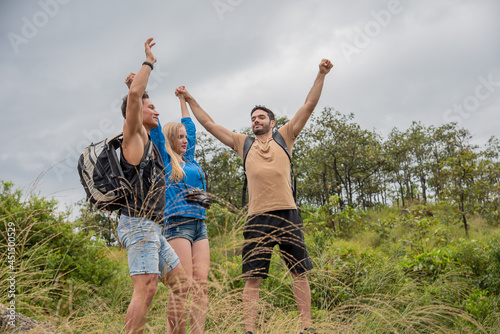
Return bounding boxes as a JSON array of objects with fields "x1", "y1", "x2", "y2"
[{"x1": 195, "y1": 108, "x2": 500, "y2": 232}]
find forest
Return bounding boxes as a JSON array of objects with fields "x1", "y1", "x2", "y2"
[{"x1": 197, "y1": 108, "x2": 500, "y2": 236}]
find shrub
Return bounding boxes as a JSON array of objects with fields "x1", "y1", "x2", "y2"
[{"x1": 0, "y1": 181, "x2": 121, "y2": 317}]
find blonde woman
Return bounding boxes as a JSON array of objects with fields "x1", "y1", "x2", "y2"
[{"x1": 150, "y1": 88, "x2": 210, "y2": 334}]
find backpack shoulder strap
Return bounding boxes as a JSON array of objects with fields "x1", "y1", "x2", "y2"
[
  {"x1": 272, "y1": 131, "x2": 291, "y2": 162},
  {"x1": 134, "y1": 138, "x2": 154, "y2": 200},
  {"x1": 106, "y1": 133, "x2": 125, "y2": 179},
  {"x1": 242, "y1": 135, "x2": 255, "y2": 207},
  {"x1": 242, "y1": 135, "x2": 255, "y2": 171},
  {"x1": 273, "y1": 130, "x2": 296, "y2": 202},
  {"x1": 243, "y1": 132, "x2": 290, "y2": 165},
  {"x1": 138, "y1": 137, "x2": 153, "y2": 178},
  {"x1": 241, "y1": 132, "x2": 297, "y2": 208}
]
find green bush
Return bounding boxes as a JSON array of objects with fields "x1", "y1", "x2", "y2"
[
  {"x1": 205, "y1": 203, "x2": 245, "y2": 239},
  {"x1": 483, "y1": 236, "x2": 500, "y2": 294},
  {"x1": 400, "y1": 247, "x2": 456, "y2": 282},
  {"x1": 0, "y1": 181, "x2": 121, "y2": 317},
  {"x1": 463, "y1": 289, "x2": 497, "y2": 322}
]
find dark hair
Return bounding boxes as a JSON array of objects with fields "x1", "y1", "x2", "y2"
[
  {"x1": 121, "y1": 92, "x2": 150, "y2": 119},
  {"x1": 250, "y1": 105, "x2": 275, "y2": 122}
]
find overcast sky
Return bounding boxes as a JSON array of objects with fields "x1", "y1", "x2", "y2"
[{"x1": 1, "y1": 0, "x2": 499, "y2": 215}]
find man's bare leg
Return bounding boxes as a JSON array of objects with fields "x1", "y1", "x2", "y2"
[
  {"x1": 126, "y1": 274, "x2": 158, "y2": 334},
  {"x1": 243, "y1": 277, "x2": 263, "y2": 333},
  {"x1": 291, "y1": 272, "x2": 312, "y2": 330}
]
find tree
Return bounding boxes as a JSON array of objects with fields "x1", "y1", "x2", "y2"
[
  {"x1": 477, "y1": 136, "x2": 500, "y2": 225},
  {"x1": 428, "y1": 123, "x2": 466, "y2": 200},
  {"x1": 195, "y1": 131, "x2": 243, "y2": 207},
  {"x1": 296, "y1": 108, "x2": 384, "y2": 209},
  {"x1": 407, "y1": 122, "x2": 433, "y2": 204},
  {"x1": 384, "y1": 127, "x2": 413, "y2": 207},
  {"x1": 440, "y1": 128, "x2": 479, "y2": 236}
]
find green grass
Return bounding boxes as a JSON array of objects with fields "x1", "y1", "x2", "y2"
[{"x1": 2, "y1": 187, "x2": 500, "y2": 333}]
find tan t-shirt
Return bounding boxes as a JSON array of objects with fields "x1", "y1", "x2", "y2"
[{"x1": 233, "y1": 121, "x2": 297, "y2": 216}]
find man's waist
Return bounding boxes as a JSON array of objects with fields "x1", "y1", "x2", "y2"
[
  {"x1": 120, "y1": 208, "x2": 165, "y2": 224},
  {"x1": 247, "y1": 203, "x2": 297, "y2": 217}
]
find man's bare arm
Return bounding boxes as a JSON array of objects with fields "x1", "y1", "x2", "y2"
[
  {"x1": 290, "y1": 58, "x2": 333, "y2": 137},
  {"x1": 122, "y1": 38, "x2": 156, "y2": 165},
  {"x1": 175, "y1": 86, "x2": 235, "y2": 149}
]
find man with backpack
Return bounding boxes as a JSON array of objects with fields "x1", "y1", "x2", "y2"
[
  {"x1": 175, "y1": 58, "x2": 333, "y2": 334},
  {"x1": 118, "y1": 38, "x2": 187, "y2": 334}
]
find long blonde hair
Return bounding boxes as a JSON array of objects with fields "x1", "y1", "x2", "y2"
[{"x1": 162, "y1": 122, "x2": 186, "y2": 182}]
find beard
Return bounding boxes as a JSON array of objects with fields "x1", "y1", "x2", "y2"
[{"x1": 252, "y1": 122, "x2": 271, "y2": 135}]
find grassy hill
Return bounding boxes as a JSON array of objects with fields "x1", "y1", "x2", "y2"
[{"x1": 1, "y1": 181, "x2": 500, "y2": 333}]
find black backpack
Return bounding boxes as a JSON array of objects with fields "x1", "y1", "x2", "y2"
[
  {"x1": 241, "y1": 131, "x2": 296, "y2": 207},
  {"x1": 77, "y1": 133, "x2": 153, "y2": 211}
]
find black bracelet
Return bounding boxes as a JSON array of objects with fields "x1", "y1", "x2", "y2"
[{"x1": 142, "y1": 61, "x2": 154, "y2": 70}]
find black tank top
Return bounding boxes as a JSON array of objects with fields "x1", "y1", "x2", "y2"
[{"x1": 120, "y1": 140, "x2": 166, "y2": 222}]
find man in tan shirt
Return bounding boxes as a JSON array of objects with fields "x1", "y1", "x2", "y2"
[{"x1": 175, "y1": 58, "x2": 333, "y2": 334}]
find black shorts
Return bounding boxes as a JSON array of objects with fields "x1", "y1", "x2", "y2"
[{"x1": 242, "y1": 209, "x2": 313, "y2": 279}]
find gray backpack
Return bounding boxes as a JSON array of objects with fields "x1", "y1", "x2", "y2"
[{"x1": 77, "y1": 133, "x2": 153, "y2": 211}]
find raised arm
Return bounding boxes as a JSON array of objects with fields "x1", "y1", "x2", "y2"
[
  {"x1": 178, "y1": 93, "x2": 190, "y2": 119},
  {"x1": 124, "y1": 71, "x2": 167, "y2": 164},
  {"x1": 122, "y1": 38, "x2": 157, "y2": 165},
  {"x1": 290, "y1": 59, "x2": 333, "y2": 137},
  {"x1": 175, "y1": 86, "x2": 235, "y2": 149}
]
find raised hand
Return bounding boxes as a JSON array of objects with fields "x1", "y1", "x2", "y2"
[
  {"x1": 175, "y1": 86, "x2": 190, "y2": 100},
  {"x1": 319, "y1": 59, "x2": 333, "y2": 75},
  {"x1": 145, "y1": 37, "x2": 156, "y2": 64},
  {"x1": 125, "y1": 72, "x2": 136, "y2": 88}
]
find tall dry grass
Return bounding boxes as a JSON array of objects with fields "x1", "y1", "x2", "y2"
[{"x1": 1, "y1": 185, "x2": 495, "y2": 333}]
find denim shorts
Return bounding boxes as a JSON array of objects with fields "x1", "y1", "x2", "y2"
[
  {"x1": 163, "y1": 216, "x2": 208, "y2": 244},
  {"x1": 117, "y1": 215, "x2": 180, "y2": 279}
]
